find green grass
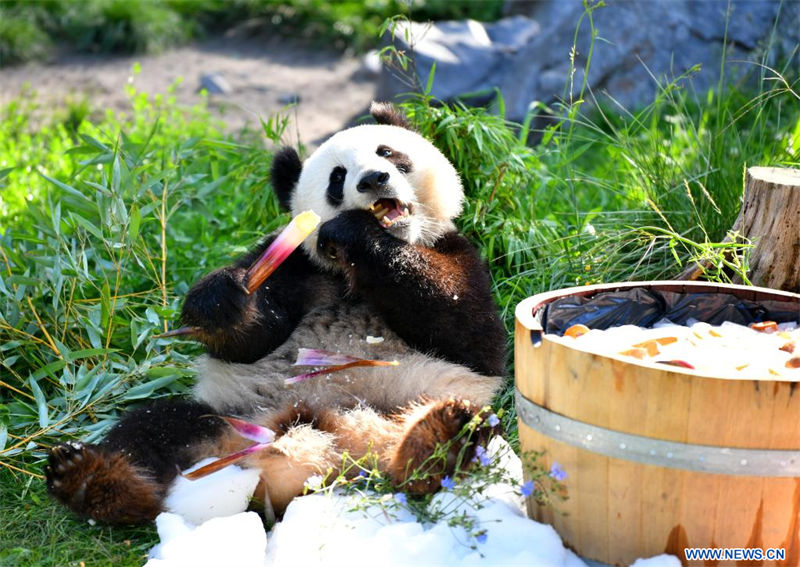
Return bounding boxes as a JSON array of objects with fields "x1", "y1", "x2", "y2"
[
  {"x1": 1, "y1": 5, "x2": 799, "y2": 564},
  {"x1": 0, "y1": 469, "x2": 157, "y2": 567},
  {"x1": 0, "y1": 0, "x2": 504, "y2": 67}
]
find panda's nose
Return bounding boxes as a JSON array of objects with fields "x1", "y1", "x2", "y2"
[{"x1": 357, "y1": 171, "x2": 389, "y2": 193}]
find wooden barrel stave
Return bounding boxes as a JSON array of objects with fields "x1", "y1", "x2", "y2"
[{"x1": 515, "y1": 281, "x2": 800, "y2": 566}]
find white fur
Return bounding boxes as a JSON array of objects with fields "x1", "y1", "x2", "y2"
[{"x1": 289, "y1": 124, "x2": 464, "y2": 264}]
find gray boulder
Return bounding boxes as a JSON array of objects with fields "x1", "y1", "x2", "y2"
[
  {"x1": 377, "y1": 1, "x2": 800, "y2": 123},
  {"x1": 376, "y1": 16, "x2": 540, "y2": 105}
]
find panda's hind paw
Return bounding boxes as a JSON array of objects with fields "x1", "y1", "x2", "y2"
[
  {"x1": 388, "y1": 399, "x2": 487, "y2": 495},
  {"x1": 46, "y1": 442, "x2": 162, "y2": 525}
]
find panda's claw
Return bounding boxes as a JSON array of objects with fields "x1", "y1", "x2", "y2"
[{"x1": 46, "y1": 442, "x2": 163, "y2": 525}]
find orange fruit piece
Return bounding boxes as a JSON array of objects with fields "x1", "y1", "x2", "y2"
[
  {"x1": 619, "y1": 348, "x2": 648, "y2": 360},
  {"x1": 631, "y1": 339, "x2": 660, "y2": 357},
  {"x1": 750, "y1": 321, "x2": 778, "y2": 333},
  {"x1": 564, "y1": 324, "x2": 590, "y2": 338}
]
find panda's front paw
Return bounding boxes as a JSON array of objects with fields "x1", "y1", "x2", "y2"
[
  {"x1": 317, "y1": 209, "x2": 387, "y2": 262},
  {"x1": 181, "y1": 267, "x2": 255, "y2": 335}
]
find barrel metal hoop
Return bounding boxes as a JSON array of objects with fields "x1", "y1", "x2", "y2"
[{"x1": 515, "y1": 388, "x2": 800, "y2": 477}]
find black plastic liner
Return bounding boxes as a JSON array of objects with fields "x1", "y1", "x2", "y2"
[{"x1": 542, "y1": 288, "x2": 800, "y2": 336}]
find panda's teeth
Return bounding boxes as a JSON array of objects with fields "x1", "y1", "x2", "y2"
[{"x1": 372, "y1": 206, "x2": 390, "y2": 220}]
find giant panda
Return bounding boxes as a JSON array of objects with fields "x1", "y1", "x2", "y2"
[{"x1": 45, "y1": 102, "x2": 507, "y2": 525}]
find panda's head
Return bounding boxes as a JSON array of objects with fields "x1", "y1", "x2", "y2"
[{"x1": 270, "y1": 102, "x2": 464, "y2": 267}]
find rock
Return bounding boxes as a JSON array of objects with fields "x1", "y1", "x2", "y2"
[
  {"x1": 198, "y1": 72, "x2": 233, "y2": 95},
  {"x1": 376, "y1": 17, "x2": 539, "y2": 106},
  {"x1": 278, "y1": 93, "x2": 301, "y2": 105},
  {"x1": 378, "y1": 1, "x2": 800, "y2": 123}
]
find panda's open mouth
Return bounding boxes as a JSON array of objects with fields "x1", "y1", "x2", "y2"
[{"x1": 368, "y1": 198, "x2": 412, "y2": 228}]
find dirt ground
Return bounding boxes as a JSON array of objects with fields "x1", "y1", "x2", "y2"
[{"x1": 0, "y1": 35, "x2": 378, "y2": 146}]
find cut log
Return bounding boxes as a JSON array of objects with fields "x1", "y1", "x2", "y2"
[{"x1": 679, "y1": 166, "x2": 800, "y2": 292}]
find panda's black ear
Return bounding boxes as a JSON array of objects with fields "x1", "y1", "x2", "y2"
[
  {"x1": 370, "y1": 101, "x2": 413, "y2": 130},
  {"x1": 270, "y1": 147, "x2": 302, "y2": 210}
]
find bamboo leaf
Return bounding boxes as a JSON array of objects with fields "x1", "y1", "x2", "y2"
[
  {"x1": 129, "y1": 204, "x2": 141, "y2": 241},
  {"x1": 122, "y1": 375, "x2": 180, "y2": 400},
  {"x1": 28, "y1": 377, "x2": 49, "y2": 428},
  {"x1": 69, "y1": 212, "x2": 104, "y2": 240}
]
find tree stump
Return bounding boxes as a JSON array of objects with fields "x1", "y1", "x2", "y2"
[{"x1": 679, "y1": 166, "x2": 800, "y2": 292}]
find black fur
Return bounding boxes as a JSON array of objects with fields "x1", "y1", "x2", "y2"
[
  {"x1": 370, "y1": 101, "x2": 413, "y2": 130},
  {"x1": 317, "y1": 210, "x2": 506, "y2": 376},
  {"x1": 180, "y1": 233, "x2": 323, "y2": 363},
  {"x1": 326, "y1": 166, "x2": 346, "y2": 207},
  {"x1": 103, "y1": 399, "x2": 225, "y2": 483},
  {"x1": 377, "y1": 145, "x2": 412, "y2": 174},
  {"x1": 46, "y1": 399, "x2": 224, "y2": 516},
  {"x1": 270, "y1": 147, "x2": 302, "y2": 210},
  {"x1": 187, "y1": 208, "x2": 506, "y2": 374}
]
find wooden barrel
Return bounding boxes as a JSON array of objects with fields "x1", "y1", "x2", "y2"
[{"x1": 514, "y1": 281, "x2": 800, "y2": 566}]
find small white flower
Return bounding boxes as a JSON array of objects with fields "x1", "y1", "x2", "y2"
[{"x1": 304, "y1": 475, "x2": 324, "y2": 491}]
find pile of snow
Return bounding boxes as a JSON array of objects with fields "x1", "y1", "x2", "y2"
[
  {"x1": 144, "y1": 439, "x2": 680, "y2": 567},
  {"x1": 164, "y1": 457, "x2": 261, "y2": 525},
  {"x1": 556, "y1": 319, "x2": 800, "y2": 379},
  {"x1": 146, "y1": 512, "x2": 266, "y2": 567}
]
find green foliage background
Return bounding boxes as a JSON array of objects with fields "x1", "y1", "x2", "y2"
[
  {"x1": 0, "y1": 0, "x2": 504, "y2": 65},
  {"x1": 0, "y1": 3, "x2": 799, "y2": 565}
]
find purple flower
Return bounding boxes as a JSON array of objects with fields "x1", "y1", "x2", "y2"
[
  {"x1": 487, "y1": 413, "x2": 500, "y2": 427},
  {"x1": 394, "y1": 492, "x2": 407, "y2": 505},
  {"x1": 475, "y1": 530, "x2": 488, "y2": 544},
  {"x1": 473, "y1": 445, "x2": 492, "y2": 467},
  {"x1": 520, "y1": 480, "x2": 535, "y2": 498},
  {"x1": 440, "y1": 475, "x2": 456, "y2": 490},
  {"x1": 549, "y1": 462, "x2": 567, "y2": 482}
]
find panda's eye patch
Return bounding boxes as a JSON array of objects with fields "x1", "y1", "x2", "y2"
[
  {"x1": 326, "y1": 166, "x2": 346, "y2": 206},
  {"x1": 330, "y1": 168, "x2": 346, "y2": 184},
  {"x1": 376, "y1": 145, "x2": 413, "y2": 175}
]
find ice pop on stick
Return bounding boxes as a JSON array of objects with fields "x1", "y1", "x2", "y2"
[{"x1": 243, "y1": 210, "x2": 320, "y2": 294}]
